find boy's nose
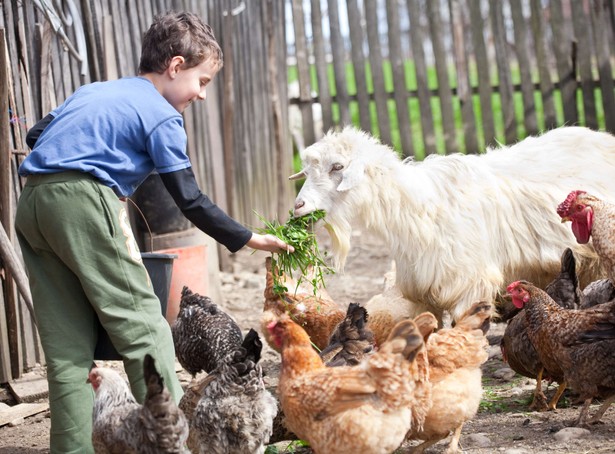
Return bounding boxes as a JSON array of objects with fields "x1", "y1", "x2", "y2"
[{"x1": 198, "y1": 89, "x2": 207, "y2": 100}]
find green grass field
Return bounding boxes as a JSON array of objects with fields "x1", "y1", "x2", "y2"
[{"x1": 288, "y1": 61, "x2": 606, "y2": 159}]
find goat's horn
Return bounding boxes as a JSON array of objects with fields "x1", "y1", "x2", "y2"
[{"x1": 288, "y1": 170, "x2": 306, "y2": 180}]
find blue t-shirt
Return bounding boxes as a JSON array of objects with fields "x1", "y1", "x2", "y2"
[{"x1": 19, "y1": 77, "x2": 190, "y2": 197}]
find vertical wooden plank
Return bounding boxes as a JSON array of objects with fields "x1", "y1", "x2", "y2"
[
  {"x1": 290, "y1": 0, "x2": 316, "y2": 147},
  {"x1": 310, "y1": 0, "x2": 333, "y2": 134},
  {"x1": 125, "y1": 1, "x2": 143, "y2": 74},
  {"x1": 426, "y1": 0, "x2": 458, "y2": 154},
  {"x1": 364, "y1": 0, "x2": 392, "y2": 146},
  {"x1": 468, "y1": 0, "x2": 496, "y2": 147},
  {"x1": 529, "y1": 0, "x2": 557, "y2": 129},
  {"x1": 570, "y1": 0, "x2": 596, "y2": 129},
  {"x1": 327, "y1": 0, "x2": 351, "y2": 125},
  {"x1": 590, "y1": 0, "x2": 615, "y2": 132},
  {"x1": 1, "y1": 28, "x2": 22, "y2": 378},
  {"x1": 450, "y1": 0, "x2": 478, "y2": 152},
  {"x1": 489, "y1": 0, "x2": 516, "y2": 143},
  {"x1": 510, "y1": 0, "x2": 538, "y2": 136},
  {"x1": 80, "y1": 0, "x2": 102, "y2": 81},
  {"x1": 550, "y1": 0, "x2": 578, "y2": 125},
  {"x1": 385, "y1": 0, "x2": 414, "y2": 157},
  {"x1": 346, "y1": 0, "x2": 371, "y2": 132},
  {"x1": 267, "y1": 0, "x2": 291, "y2": 218},
  {"x1": 407, "y1": 0, "x2": 436, "y2": 155},
  {"x1": 222, "y1": 9, "x2": 236, "y2": 218}
]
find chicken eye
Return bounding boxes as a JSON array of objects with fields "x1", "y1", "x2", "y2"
[{"x1": 331, "y1": 163, "x2": 344, "y2": 172}]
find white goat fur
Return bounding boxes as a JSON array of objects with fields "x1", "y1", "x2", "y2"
[{"x1": 293, "y1": 126, "x2": 615, "y2": 322}]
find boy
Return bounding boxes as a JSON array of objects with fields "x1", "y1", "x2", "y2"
[{"x1": 15, "y1": 11, "x2": 292, "y2": 453}]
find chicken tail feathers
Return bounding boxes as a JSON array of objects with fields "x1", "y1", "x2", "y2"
[
  {"x1": 454, "y1": 301, "x2": 493, "y2": 334},
  {"x1": 242, "y1": 328, "x2": 263, "y2": 364},
  {"x1": 143, "y1": 354, "x2": 164, "y2": 399},
  {"x1": 561, "y1": 248, "x2": 579, "y2": 289},
  {"x1": 382, "y1": 319, "x2": 423, "y2": 362},
  {"x1": 347, "y1": 302, "x2": 369, "y2": 327}
]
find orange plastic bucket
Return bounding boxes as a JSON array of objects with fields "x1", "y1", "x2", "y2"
[{"x1": 158, "y1": 244, "x2": 209, "y2": 324}]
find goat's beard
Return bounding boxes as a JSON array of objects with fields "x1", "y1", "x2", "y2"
[{"x1": 324, "y1": 217, "x2": 352, "y2": 272}]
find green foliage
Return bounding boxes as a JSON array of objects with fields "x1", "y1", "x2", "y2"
[
  {"x1": 288, "y1": 60, "x2": 608, "y2": 160},
  {"x1": 265, "y1": 440, "x2": 311, "y2": 454},
  {"x1": 255, "y1": 210, "x2": 334, "y2": 296}
]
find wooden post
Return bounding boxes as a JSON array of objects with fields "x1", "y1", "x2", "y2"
[
  {"x1": 1, "y1": 28, "x2": 23, "y2": 379},
  {"x1": 222, "y1": 8, "x2": 235, "y2": 218}
]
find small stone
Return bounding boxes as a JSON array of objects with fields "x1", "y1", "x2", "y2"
[
  {"x1": 8, "y1": 417, "x2": 24, "y2": 427},
  {"x1": 553, "y1": 427, "x2": 590, "y2": 442},
  {"x1": 492, "y1": 367, "x2": 517, "y2": 381},
  {"x1": 464, "y1": 433, "x2": 491, "y2": 448}
]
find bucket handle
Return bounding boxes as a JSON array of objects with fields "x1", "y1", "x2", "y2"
[{"x1": 125, "y1": 197, "x2": 154, "y2": 253}]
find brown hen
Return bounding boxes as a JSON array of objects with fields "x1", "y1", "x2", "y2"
[
  {"x1": 507, "y1": 280, "x2": 615, "y2": 426},
  {"x1": 406, "y1": 301, "x2": 492, "y2": 454},
  {"x1": 261, "y1": 256, "x2": 345, "y2": 352},
  {"x1": 268, "y1": 314, "x2": 428, "y2": 454},
  {"x1": 500, "y1": 248, "x2": 580, "y2": 411}
]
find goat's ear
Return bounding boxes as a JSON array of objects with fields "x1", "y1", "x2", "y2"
[{"x1": 337, "y1": 159, "x2": 365, "y2": 192}]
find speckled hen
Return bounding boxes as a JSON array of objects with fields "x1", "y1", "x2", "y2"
[
  {"x1": 88, "y1": 354, "x2": 189, "y2": 453},
  {"x1": 507, "y1": 280, "x2": 615, "y2": 426},
  {"x1": 172, "y1": 286, "x2": 243, "y2": 376},
  {"x1": 558, "y1": 190, "x2": 615, "y2": 283}
]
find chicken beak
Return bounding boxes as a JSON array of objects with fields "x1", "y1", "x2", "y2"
[{"x1": 560, "y1": 216, "x2": 571, "y2": 223}]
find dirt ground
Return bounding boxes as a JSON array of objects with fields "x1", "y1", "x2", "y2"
[{"x1": 2, "y1": 227, "x2": 615, "y2": 453}]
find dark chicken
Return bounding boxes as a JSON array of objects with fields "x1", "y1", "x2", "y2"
[
  {"x1": 507, "y1": 280, "x2": 615, "y2": 426},
  {"x1": 172, "y1": 286, "x2": 243, "y2": 376},
  {"x1": 500, "y1": 248, "x2": 580, "y2": 410},
  {"x1": 187, "y1": 328, "x2": 277, "y2": 454},
  {"x1": 319, "y1": 302, "x2": 376, "y2": 367}
]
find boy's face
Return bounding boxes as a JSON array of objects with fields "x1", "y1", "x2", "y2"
[{"x1": 163, "y1": 56, "x2": 219, "y2": 113}]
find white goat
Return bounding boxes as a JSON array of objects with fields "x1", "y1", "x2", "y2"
[{"x1": 291, "y1": 126, "x2": 615, "y2": 323}]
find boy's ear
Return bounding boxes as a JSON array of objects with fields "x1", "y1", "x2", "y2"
[{"x1": 169, "y1": 56, "x2": 185, "y2": 77}]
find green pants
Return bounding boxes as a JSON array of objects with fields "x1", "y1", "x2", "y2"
[{"x1": 15, "y1": 172, "x2": 183, "y2": 454}]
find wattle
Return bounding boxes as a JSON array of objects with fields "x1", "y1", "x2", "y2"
[{"x1": 571, "y1": 216, "x2": 592, "y2": 244}]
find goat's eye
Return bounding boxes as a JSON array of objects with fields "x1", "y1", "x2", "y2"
[{"x1": 331, "y1": 163, "x2": 344, "y2": 172}]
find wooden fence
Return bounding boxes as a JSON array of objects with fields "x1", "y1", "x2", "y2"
[
  {"x1": 0, "y1": 0, "x2": 292, "y2": 382},
  {"x1": 288, "y1": 0, "x2": 615, "y2": 158}
]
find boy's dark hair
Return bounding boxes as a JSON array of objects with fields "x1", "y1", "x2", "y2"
[{"x1": 138, "y1": 11, "x2": 223, "y2": 74}]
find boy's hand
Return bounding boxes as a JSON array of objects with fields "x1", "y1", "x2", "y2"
[{"x1": 246, "y1": 233, "x2": 295, "y2": 253}]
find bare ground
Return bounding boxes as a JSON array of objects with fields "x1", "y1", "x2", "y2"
[{"x1": 2, "y1": 227, "x2": 615, "y2": 453}]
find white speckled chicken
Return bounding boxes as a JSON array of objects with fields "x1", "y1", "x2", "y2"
[
  {"x1": 187, "y1": 328, "x2": 278, "y2": 454},
  {"x1": 558, "y1": 190, "x2": 615, "y2": 283},
  {"x1": 88, "y1": 354, "x2": 189, "y2": 453},
  {"x1": 507, "y1": 280, "x2": 615, "y2": 426},
  {"x1": 172, "y1": 286, "x2": 243, "y2": 376}
]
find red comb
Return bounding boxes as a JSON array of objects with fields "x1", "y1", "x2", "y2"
[
  {"x1": 557, "y1": 190, "x2": 586, "y2": 217},
  {"x1": 506, "y1": 281, "x2": 522, "y2": 293}
]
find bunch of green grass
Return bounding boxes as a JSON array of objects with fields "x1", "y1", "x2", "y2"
[{"x1": 256, "y1": 210, "x2": 334, "y2": 296}]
